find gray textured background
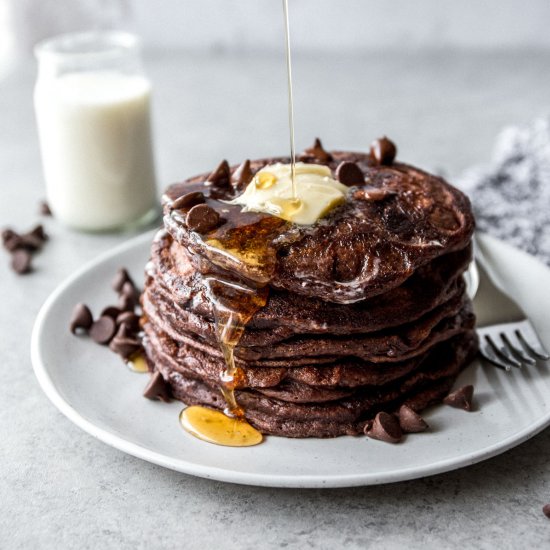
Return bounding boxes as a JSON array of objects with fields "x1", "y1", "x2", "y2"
[{"x1": 2, "y1": 49, "x2": 550, "y2": 549}]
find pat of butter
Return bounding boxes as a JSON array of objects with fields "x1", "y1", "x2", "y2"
[{"x1": 229, "y1": 162, "x2": 348, "y2": 225}]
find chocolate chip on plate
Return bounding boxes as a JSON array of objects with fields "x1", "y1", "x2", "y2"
[
  {"x1": 28, "y1": 224, "x2": 48, "y2": 242},
  {"x1": 109, "y1": 323, "x2": 141, "y2": 360},
  {"x1": 69, "y1": 303, "x2": 94, "y2": 334},
  {"x1": 118, "y1": 292, "x2": 136, "y2": 312},
  {"x1": 100, "y1": 306, "x2": 122, "y2": 320},
  {"x1": 11, "y1": 249, "x2": 32, "y2": 274},
  {"x1": 369, "y1": 136, "x2": 397, "y2": 166},
  {"x1": 335, "y1": 161, "x2": 364, "y2": 186},
  {"x1": 364, "y1": 411, "x2": 403, "y2": 443},
  {"x1": 300, "y1": 137, "x2": 333, "y2": 163},
  {"x1": 121, "y1": 280, "x2": 140, "y2": 302},
  {"x1": 205, "y1": 160, "x2": 230, "y2": 186},
  {"x1": 170, "y1": 191, "x2": 205, "y2": 212},
  {"x1": 398, "y1": 404, "x2": 428, "y2": 433},
  {"x1": 185, "y1": 204, "x2": 220, "y2": 233},
  {"x1": 443, "y1": 384, "x2": 474, "y2": 411},
  {"x1": 543, "y1": 504, "x2": 550, "y2": 519},
  {"x1": 89, "y1": 315, "x2": 117, "y2": 345},
  {"x1": 2, "y1": 229, "x2": 22, "y2": 252},
  {"x1": 111, "y1": 268, "x2": 134, "y2": 294},
  {"x1": 143, "y1": 371, "x2": 172, "y2": 402},
  {"x1": 231, "y1": 159, "x2": 254, "y2": 189},
  {"x1": 116, "y1": 311, "x2": 141, "y2": 333}
]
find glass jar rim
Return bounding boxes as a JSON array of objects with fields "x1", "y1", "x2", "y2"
[{"x1": 34, "y1": 31, "x2": 140, "y2": 61}]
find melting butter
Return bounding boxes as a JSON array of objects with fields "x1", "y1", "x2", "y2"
[{"x1": 229, "y1": 162, "x2": 348, "y2": 225}]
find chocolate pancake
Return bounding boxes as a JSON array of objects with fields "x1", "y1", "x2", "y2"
[
  {"x1": 147, "y1": 229, "x2": 473, "y2": 335},
  {"x1": 155, "y1": 331, "x2": 478, "y2": 437},
  {"x1": 140, "y1": 143, "x2": 478, "y2": 440},
  {"x1": 163, "y1": 151, "x2": 475, "y2": 303}
]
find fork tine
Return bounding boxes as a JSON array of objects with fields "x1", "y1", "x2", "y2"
[
  {"x1": 500, "y1": 333, "x2": 536, "y2": 365},
  {"x1": 479, "y1": 339, "x2": 511, "y2": 371},
  {"x1": 516, "y1": 329, "x2": 550, "y2": 361},
  {"x1": 485, "y1": 335, "x2": 523, "y2": 369}
]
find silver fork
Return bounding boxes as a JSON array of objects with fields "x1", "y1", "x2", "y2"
[{"x1": 474, "y1": 236, "x2": 550, "y2": 371}]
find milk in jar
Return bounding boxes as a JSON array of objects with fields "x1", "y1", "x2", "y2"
[{"x1": 34, "y1": 32, "x2": 158, "y2": 231}]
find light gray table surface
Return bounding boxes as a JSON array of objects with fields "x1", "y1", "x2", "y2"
[{"x1": 2, "y1": 50, "x2": 550, "y2": 549}]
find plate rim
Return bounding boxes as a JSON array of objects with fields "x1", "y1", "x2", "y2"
[{"x1": 31, "y1": 231, "x2": 550, "y2": 488}]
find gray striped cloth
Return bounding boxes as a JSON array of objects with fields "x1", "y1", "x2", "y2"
[{"x1": 458, "y1": 116, "x2": 550, "y2": 265}]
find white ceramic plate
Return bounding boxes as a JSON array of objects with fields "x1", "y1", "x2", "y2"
[{"x1": 31, "y1": 232, "x2": 550, "y2": 488}]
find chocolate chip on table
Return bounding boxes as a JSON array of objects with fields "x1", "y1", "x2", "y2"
[
  {"x1": 443, "y1": 384, "x2": 474, "y2": 411},
  {"x1": 39, "y1": 201, "x2": 52, "y2": 216},
  {"x1": 69, "y1": 303, "x2": 94, "y2": 334},
  {"x1": 11, "y1": 249, "x2": 32, "y2": 274},
  {"x1": 205, "y1": 159, "x2": 230, "y2": 186},
  {"x1": 299, "y1": 137, "x2": 333, "y2": 163},
  {"x1": 369, "y1": 136, "x2": 397, "y2": 166},
  {"x1": 116, "y1": 311, "x2": 141, "y2": 333},
  {"x1": 231, "y1": 159, "x2": 254, "y2": 189},
  {"x1": 143, "y1": 371, "x2": 172, "y2": 402},
  {"x1": 170, "y1": 191, "x2": 205, "y2": 212},
  {"x1": 185, "y1": 204, "x2": 220, "y2": 233},
  {"x1": 111, "y1": 268, "x2": 134, "y2": 294},
  {"x1": 89, "y1": 315, "x2": 117, "y2": 345},
  {"x1": 398, "y1": 404, "x2": 429, "y2": 433},
  {"x1": 335, "y1": 161, "x2": 364, "y2": 186},
  {"x1": 364, "y1": 411, "x2": 403, "y2": 443},
  {"x1": 543, "y1": 504, "x2": 550, "y2": 519}
]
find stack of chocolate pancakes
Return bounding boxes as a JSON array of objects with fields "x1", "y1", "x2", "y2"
[{"x1": 141, "y1": 139, "x2": 478, "y2": 438}]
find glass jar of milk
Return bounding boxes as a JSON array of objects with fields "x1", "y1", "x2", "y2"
[{"x1": 34, "y1": 31, "x2": 158, "y2": 231}]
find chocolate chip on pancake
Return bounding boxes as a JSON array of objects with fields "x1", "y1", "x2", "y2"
[
  {"x1": 205, "y1": 160, "x2": 230, "y2": 187},
  {"x1": 369, "y1": 136, "x2": 397, "y2": 166},
  {"x1": 336, "y1": 161, "x2": 364, "y2": 186},
  {"x1": 231, "y1": 159, "x2": 254, "y2": 190},
  {"x1": 185, "y1": 204, "x2": 220, "y2": 233},
  {"x1": 299, "y1": 138, "x2": 333, "y2": 163},
  {"x1": 170, "y1": 191, "x2": 205, "y2": 212}
]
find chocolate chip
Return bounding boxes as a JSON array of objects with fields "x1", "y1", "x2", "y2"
[
  {"x1": 170, "y1": 191, "x2": 205, "y2": 211},
  {"x1": 443, "y1": 384, "x2": 474, "y2": 411},
  {"x1": 11, "y1": 249, "x2": 32, "y2": 274},
  {"x1": 143, "y1": 371, "x2": 172, "y2": 402},
  {"x1": 69, "y1": 303, "x2": 94, "y2": 334},
  {"x1": 100, "y1": 306, "x2": 122, "y2": 320},
  {"x1": 39, "y1": 201, "x2": 52, "y2": 216},
  {"x1": 398, "y1": 405, "x2": 428, "y2": 433},
  {"x1": 185, "y1": 204, "x2": 220, "y2": 233},
  {"x1": 353, "y1": 186, "x2": 396, "y2": 202},
  {"x1": 231, "y1": 159, "x2": 254, "y2": 189},
  {"x1": 18, "y1": 233, "x2": 44, "y2": 252},
  {"x1": 112, "y1": 268, "x2": 134, "y2": 294},
  {"x1": 89, "y1": 315, "x2": 117, "y2": 345},
  {"x1": 335, "y1": 161, "x2": 364, "y2": 186},
  {"x1": 109, "y1": 323, "x2": 141, "y2": 360},
  {"x1": 2, "y1": 230, "x2": 22, "y2": 252},
  {"x1": 28, "y1": 224, "x2": 48, "y2": 242},
  {"x1": 116, "y1": 311, "x2": 141, "y2": 332},
  {"x1": 364, "y1": 412, "x2": 402, "y2": 443},
  {"x1": 205, "y1": 160, "x2": 230, "y2": 186},
  {"x1": 299, "y1": 138, "x2": 333, "y2": 163},
  {"x1": 118, "y1": 292, "x2": 136, "y2": 312},
  {"x1": 543, "y1": 504, "x2": 550, "y2": 519},
  {"x1": 369, "y1": 137, "x2": 397, "y2": 166}
]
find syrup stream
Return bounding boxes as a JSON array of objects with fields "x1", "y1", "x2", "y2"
[{"x1": 282, "y1": 0, "x2": 297, "y2": 200}]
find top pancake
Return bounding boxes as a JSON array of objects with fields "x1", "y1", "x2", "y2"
[{"x1": 163, "y1": 150, "x2": 475, "y2": 304}]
